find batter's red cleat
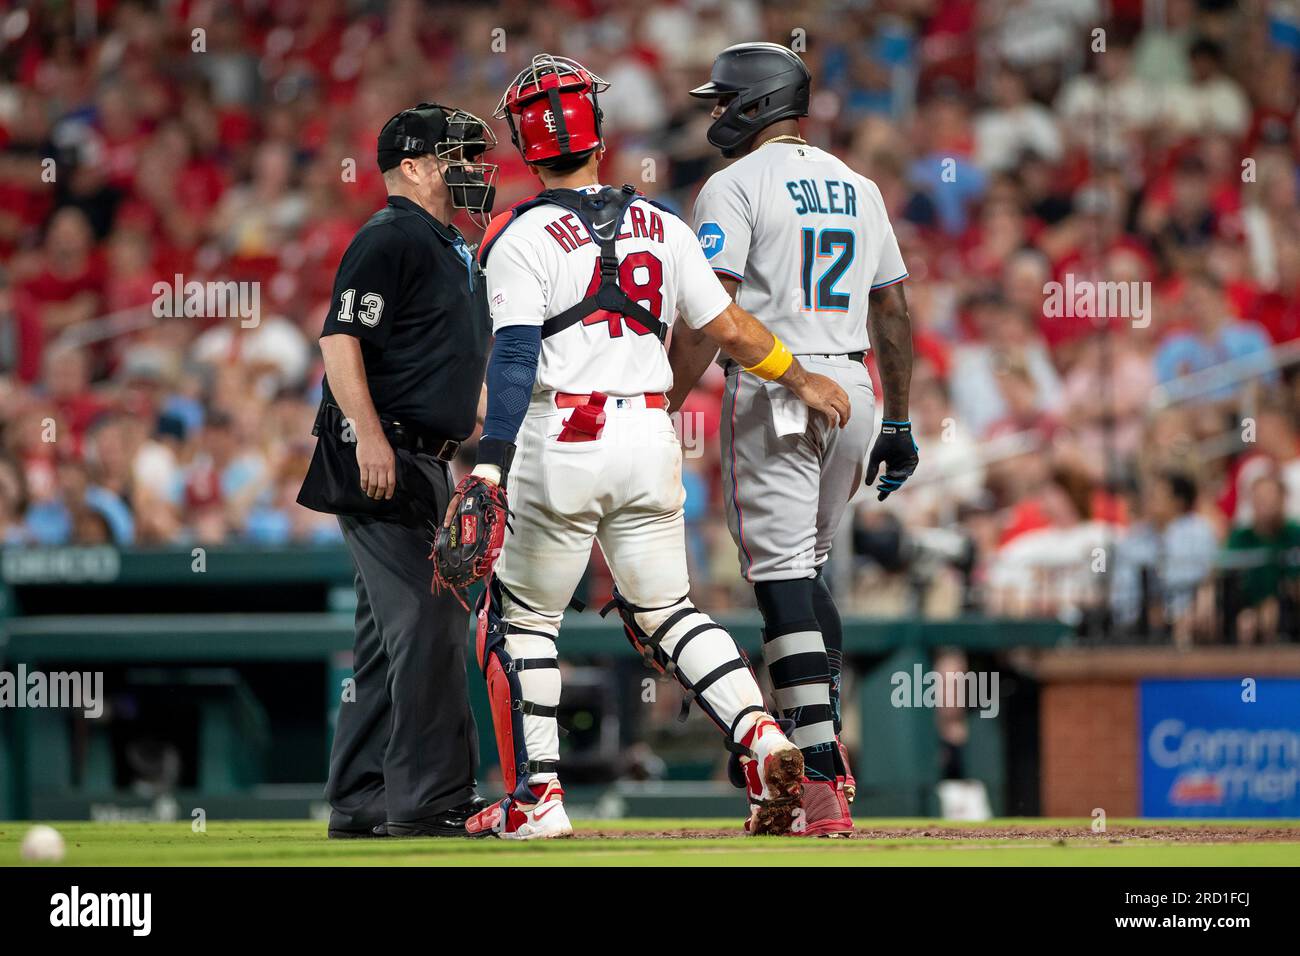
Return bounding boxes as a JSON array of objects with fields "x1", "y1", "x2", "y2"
[
  {"x1": 838, "y1": 739, "x2": 856, "y2": 804},
  {"x1": 464, "y1": 780, "x2": 573, "y2": 840},
  {"x1": 795, "y1": 777, "x2": 854, "y2": 837},
  {"x1": 739, "y1": 716, "x2": 805, "y2": 835}
]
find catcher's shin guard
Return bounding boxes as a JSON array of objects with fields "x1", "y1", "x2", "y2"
[
  {"x1": 599, "y1": 591, "x2": 807, "y2": 830},
  {"x1": 476, "y1": 578, "x2": 561, "y2": 804},
  {"x1": 603, "y1": 587, "x2": 764, "y2": 728},
  {"x1": 600, "y1": 589, "x2": 766, "y2": 750}
]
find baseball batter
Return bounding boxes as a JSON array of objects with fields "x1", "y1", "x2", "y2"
[
  {"x1": 458, "y1": 54, "x2": 852, "y2": 840},
  {"x1": 670, "y1": 43, "x2": 918, "y2": 835}
]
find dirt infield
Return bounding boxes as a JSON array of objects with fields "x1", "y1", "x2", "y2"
[
  {"x1": 576, "y1": 824, "x2": 1300, "y2": 843},
  {"x1": 3, "y1": 821, "x2": 1296, "y2": 865}
]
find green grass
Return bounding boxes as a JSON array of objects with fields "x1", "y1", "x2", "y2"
[{"x1": 2, "y1": 819, "x2": 1298, "y2": 866}]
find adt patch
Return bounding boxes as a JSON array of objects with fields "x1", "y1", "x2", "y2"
[{"x1": 697, "y1": 221, "x2": 725, "y2": 261}]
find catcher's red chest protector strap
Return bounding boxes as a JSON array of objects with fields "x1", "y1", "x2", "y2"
[{"x1": 479, "y1": 185, "x2": 670, "y2": 342}]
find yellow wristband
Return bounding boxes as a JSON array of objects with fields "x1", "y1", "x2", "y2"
[{"x1": 745, "y1": 337, "x2": 794, "y2": 381}]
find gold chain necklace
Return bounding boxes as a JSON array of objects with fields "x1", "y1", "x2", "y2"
[{"x1": 756, "y1": 133, "x2": 807, "y2": 150}]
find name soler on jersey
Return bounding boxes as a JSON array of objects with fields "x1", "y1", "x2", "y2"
[{"x1": 785, "y1": 178, "x2": 859, "y2": 217}]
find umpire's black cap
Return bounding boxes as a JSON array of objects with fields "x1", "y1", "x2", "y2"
[
  {"x1": 377, "y1": 103, "x2": 451, "y2": 172},
  {"x1": 376, "y1": 103, "x2": 499, "y2": 222}
]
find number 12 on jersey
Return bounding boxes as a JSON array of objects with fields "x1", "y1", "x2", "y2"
[{"x1": 799, "y1": 228, "x2": 854, "y2": 313}]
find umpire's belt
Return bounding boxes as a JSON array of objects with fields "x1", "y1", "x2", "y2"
[
  {"x1": 324, "y1": 403, "x2": 459, "y2": 461},
  {"x1": 383, "y1": 421, "x2": 459, "y2": 461},
  {"x1": 298, "y1": 402, "x2": 450, "y2": 525}
]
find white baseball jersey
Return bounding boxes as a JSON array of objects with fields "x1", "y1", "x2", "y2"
[
  {"x1": 692, "y1": 142, "x2": 907, "y2": 354},
  {"x1": 483, "y1": 185, "x2": 731, "y2": 396}
]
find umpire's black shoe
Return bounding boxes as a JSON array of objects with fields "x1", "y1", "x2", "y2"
[
  {"x1": 386, "y1": 796, "x2": 493, "y2": 838},
  {"x1": 327, "y1": 823, "x2": 389, "y2": 839}
]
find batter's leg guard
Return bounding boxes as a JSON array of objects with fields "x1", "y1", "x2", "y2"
[
  {"x1": 813, "y1": 568, "x2": 853, "y2": 790},
  {"x1": 812, "y1": 568, "x2": 845, "y2": 735},
  {"x1": 476, "y1": 578, "x2": 562, "y2": 806},
  {"x1": 753, "y1": 578, "x2": 838, "y2": 782},
  {"x1": 600, "y1": 590, "x2": 767, "y2": 760}
]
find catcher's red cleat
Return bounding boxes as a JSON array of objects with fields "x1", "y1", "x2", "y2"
[
  {"x1": 794, "y1": 777, "x2": 854, "y2": 837},
  {"x1": 465, "y1": 780, "x2": 573, "y2": 840},
  {"x1": 739, "y1": 716, "x2": 805, "y2": 835},
  {"x1": 838, "y1": 738, "x2": 856, "y2": 804}
]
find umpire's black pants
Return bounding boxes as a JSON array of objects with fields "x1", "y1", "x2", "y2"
[{"x1": 326, "y1": 455, "x2": 478, "y2": 830}]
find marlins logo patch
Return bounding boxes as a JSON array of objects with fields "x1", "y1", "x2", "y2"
[{"x1": 697, "y1": 221, "x2": 725, "y2": 261}]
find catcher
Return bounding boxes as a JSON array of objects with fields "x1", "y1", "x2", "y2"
[{"x1": 434, "y1": 54, "x2": 850, "y2": 839}]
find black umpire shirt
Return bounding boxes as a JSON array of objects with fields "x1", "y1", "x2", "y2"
[{"x1": 320, "y1": 195, "x2": 490, "y2": 440}]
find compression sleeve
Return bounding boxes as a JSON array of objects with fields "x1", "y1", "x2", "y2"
[{"x1": 476, "y1": 324, "x2": 541, "y2": 471}]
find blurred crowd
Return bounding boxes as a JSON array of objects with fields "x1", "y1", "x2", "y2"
[{"x1": 1, "y1": 0, "x2": 1299, "y2": 641}]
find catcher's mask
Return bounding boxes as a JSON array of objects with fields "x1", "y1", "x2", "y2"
[
  {"x1": 495, "y1": 54, "x2": 609, "y2": 167},
  {"x1": 689, "y1": 42, "x2": 811, "y2": 158},
  {"x1": 377, "y1": 103, "x2": 498, "y2": 227}
]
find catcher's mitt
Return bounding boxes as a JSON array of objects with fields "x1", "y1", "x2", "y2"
[{"x1": 431, "y1": 475, "x2": 509, "y2": 607}]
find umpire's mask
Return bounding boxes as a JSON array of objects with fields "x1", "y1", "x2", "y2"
[
  {"x1": 437, "y1": 108, "x2": 498, "y2": 227},
  {"x1": 377, "y1": 103, "x2": 499, "y2": 228}
]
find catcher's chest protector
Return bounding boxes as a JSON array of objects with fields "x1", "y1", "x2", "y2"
[{"x1": 480, "y1": 184, "x2": 669, "y2": 342}]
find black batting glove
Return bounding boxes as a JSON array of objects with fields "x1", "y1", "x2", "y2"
[{"x1": 865, "y1": 419, "x2": 919, "y2": 501}]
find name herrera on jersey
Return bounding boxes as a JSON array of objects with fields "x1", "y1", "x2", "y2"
[
  {"x1": 544, "y1": 206, "x2": 665, "y2": 253},
  {"x1": 785, "y1": 178, "x2": 858, "y2": 217}
]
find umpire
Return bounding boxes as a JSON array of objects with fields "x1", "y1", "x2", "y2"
[{"x1": 297, "y1": 103, "x2": 498, "y2": 837}]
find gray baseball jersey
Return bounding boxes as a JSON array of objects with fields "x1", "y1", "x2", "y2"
[
  {"x1": 720, "y1": 354, "x2": 876, "y2": 581},
  {"x1": 692, "y1": 142, "x2": 907, "y2": 354},
  {"x1": 694, "y1": 142, "x2": 905, "y2": 581}
]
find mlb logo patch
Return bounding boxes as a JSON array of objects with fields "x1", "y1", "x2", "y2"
[{"x1": 697, "y1": 221, "x2": 725, "y2": 260}]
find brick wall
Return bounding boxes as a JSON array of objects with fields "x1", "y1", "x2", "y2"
[
  {"x1": 1028, "y1": 647, "x2": 1300, "y2": 818},
  {"x1": 1040, "y1": 681, "x2": 1138, "y2": 817}
]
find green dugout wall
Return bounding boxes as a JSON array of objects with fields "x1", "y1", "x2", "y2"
[{"x1": 0, "y1": 547, "x2": 1068, "y2": 820}]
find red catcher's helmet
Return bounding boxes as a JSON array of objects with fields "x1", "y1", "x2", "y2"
[{"x1": 495, "y1": 54, "x2": 609, "y2": 166}]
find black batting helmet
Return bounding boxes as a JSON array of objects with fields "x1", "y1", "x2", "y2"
[{"x1": 689, "y1": 42, "x2": 811, "y2": 158}]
